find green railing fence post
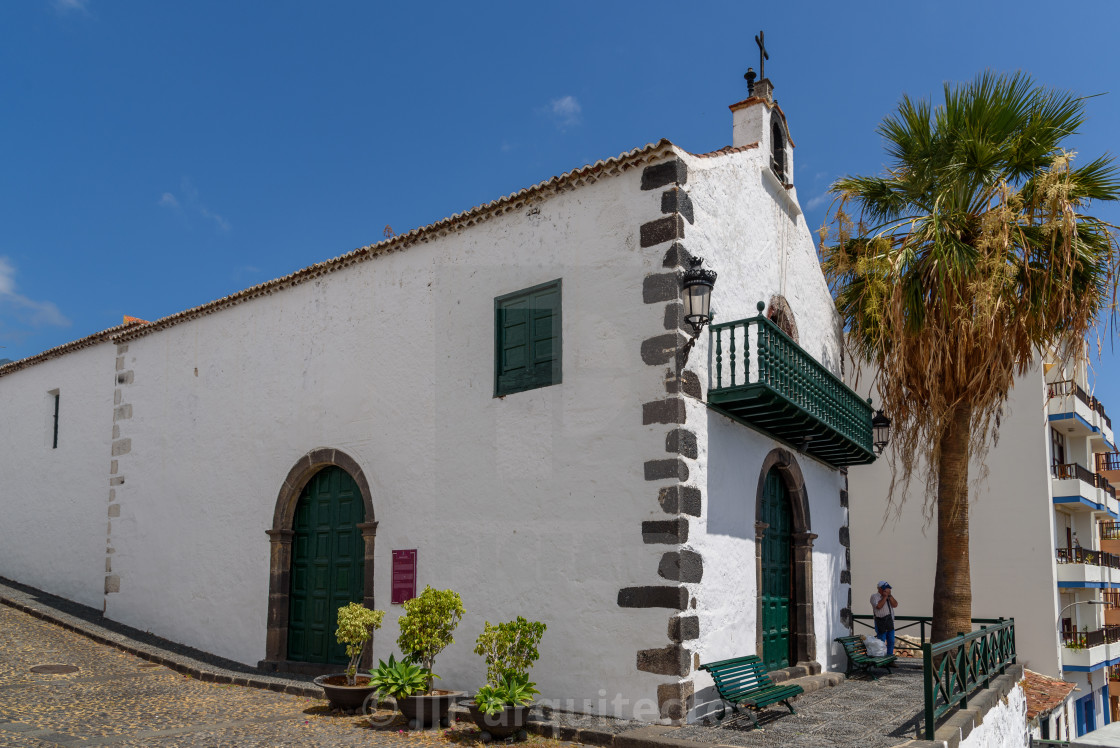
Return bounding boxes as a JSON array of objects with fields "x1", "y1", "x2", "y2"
[{"x1": 923, "y1": 641, "x2": 935, "y2": 740}]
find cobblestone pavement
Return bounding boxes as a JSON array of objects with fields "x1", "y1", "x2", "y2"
[
  {"x1": 674, "y1": 662, "x2": 927, "y2": 748},
  {"x1": 0, "y1": 605, "x2": 576, "y2": 748}
]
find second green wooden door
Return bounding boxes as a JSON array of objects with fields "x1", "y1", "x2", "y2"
[
  {"x1": 287, "y1": 467, "x2": 365, "y2": 664},
  {"x1": 760, "y1": 468, "x2": 793, "y2": 671}
]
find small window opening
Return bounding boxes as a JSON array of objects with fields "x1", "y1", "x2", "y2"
[
  {"x1": 770, "y1": 121, "x2": 787, "y2": 183},
  {"x1": 49, "y1": 390, "x2": 60, "y2": 449}
]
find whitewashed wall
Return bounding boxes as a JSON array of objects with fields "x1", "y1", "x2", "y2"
[
  {"x1": 849, "y1": 365, "x2": 1063, "y2": 678},
  {"x1": 959, "y1": 683, "x2": 1029, "y2": 748},
  {"x1": 0, "y1": 344, "x2": 113, "y2": 608},
  {"x1": 674, "y1": 123, "x2": 849, "y2": 720},
  {"x1": 105, "y1": 158, "x2": 686, "y2": 718}
]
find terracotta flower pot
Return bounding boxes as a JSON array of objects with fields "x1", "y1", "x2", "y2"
[
  {"x1": 465, "y1": 700, "x2": 532, "y2": 740},
  {"x1": 397, "y1": 689, "x2": 465, "y2": 728},
  {"x1": 313, "y1": 674, "x2": 379, "y2": 711}
]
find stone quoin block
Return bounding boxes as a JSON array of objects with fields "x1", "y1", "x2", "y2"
[
  {"x1": 641, "y1": 159, "x2": 688, "y2": 191},
  {"x1": 642, "y1": 518, "x2": 689, "y2": 544},
  {"x1": 643, "y1": 398, "x2": 686, "y2": 425},
  {"x1": 116, "y1": 370, "x2": 133, "y2": 385},
  {"x1": 665, "y1": 428, "x2": 697, "y2": 459},
  {"x1": 662, "y1": 242, "x2": 691, "y2": 269},
  {"x1": 640, "y1": 215, "x2": 686, "y2": 248},
  {"x1": 839, "y1": 526, "x2": 850, "y2": 548},
  {"x1": 657, "y1": 485, "x2": 701, "y2": 517},
  {"x1": 661, "y1": 187, "x2": 695, "y2": 224},
  {"x1": 113, "y1": 404, "x2": 132, "y2": 421},
  {"x1": 643, "y1": 272, "x2": 680, "y2": 304},
  {"x1": 644, "y1": 458, "x2": 689, "y2": 482},
  {"x1": 668, "y1": 615, "x2": 700, "y2": 642},
  {"x1": 641, "y1": 333, "x2": 686, "y2": 366},
  {"x1": 104, "y1": 575, "x2": 120, "y2": 594},
  {"x1": 679, "y1": 371, "x2": 702, "y2": 399},
  {"x1": 663, "y1": 302, "x2": 685, "y2": 331},
  {"x1": 840, "y1": 570, "x2": 851, "y2": 585},
  {"x1": 111, "y1": 439, "x2": 131, "y2": 456},
  {"x1": 840, "y1": 489, "x2": 849, "y2": 507},
  {"x1": 636, "y1": 645, "x2": 690, "y2": 676},
  {"x1": 657, "y1": 550, "x2": 703, "y2": 583},
  {"x1": 657, "y1": 680, "x2": 695, "y2": 721},
  {"x1": 115, "y1": 356, "x2": 125, "y2": 372},
  {"x1": 107, "y1": 504, "x2": 120, "y2": 518},
  {"x1": 840, "y1": 607, "x2": 852, "y2": 628},
  {"x1": 617, "y1": 586, "x2": 688, "y2": 610}
]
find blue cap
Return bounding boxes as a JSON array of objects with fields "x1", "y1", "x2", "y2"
[{"x1": 878, "y1": 581, "x2": 891, "y2": 589}]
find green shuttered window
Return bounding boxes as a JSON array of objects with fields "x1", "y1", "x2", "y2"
[{"x1": 494, "y1": 279, "x2": 562, "y2": 397}]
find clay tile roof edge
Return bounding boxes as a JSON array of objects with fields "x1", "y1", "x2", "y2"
[{"x1": 0, "y1": 321, "x2": 145, "y2": 378}]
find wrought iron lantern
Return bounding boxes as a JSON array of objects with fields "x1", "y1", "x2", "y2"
[
  {"x1": 872, "y1": 409, "x2": 892, "y2": 455},
  {"x1": 682, "y1": 256, "x2": 717, "y2": 336}
]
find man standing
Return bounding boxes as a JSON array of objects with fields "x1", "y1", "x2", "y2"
[{"x1": 871, "y1": 581, "x2": 898, "y2": 656}]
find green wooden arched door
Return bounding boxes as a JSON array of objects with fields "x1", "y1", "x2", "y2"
[
  {"x1": 287, "y1": 466, "x2": 365, "y2": 664},
  {"x1": 760, "y1": 468, "x2": 793, "y2": 671}
]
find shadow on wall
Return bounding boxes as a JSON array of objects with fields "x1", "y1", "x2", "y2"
[{"x1": 705, "y1": 410, "x2": 756, "y2": 540}]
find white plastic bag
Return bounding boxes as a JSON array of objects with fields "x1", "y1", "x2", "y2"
[{"x1": 864, "y1": 635, "x2": 888, "y2": 657}]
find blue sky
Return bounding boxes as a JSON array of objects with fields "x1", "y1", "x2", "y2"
[{"x1": 3, "y1": 1, "x2": 1119, "y2": 413}]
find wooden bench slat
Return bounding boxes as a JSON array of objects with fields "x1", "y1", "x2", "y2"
[{"x1": 699, "y1": 654, "x2": 803, "y2": 728}]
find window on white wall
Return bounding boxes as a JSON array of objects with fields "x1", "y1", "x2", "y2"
[{"x1": 48, "y1": 389, "x2": 59, "y2": 449}]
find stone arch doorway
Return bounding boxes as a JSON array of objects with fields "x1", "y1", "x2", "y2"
[
  {"x1": 262, "y1": 448, "x2": 378, "y2": 674},
  {"x1": 754, "y1": 448, "x2": 817, "y2": 673}
]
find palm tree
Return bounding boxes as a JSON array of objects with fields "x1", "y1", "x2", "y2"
[{"x1": 821, "y1": 72, "x2": 1120, "y2": 644}]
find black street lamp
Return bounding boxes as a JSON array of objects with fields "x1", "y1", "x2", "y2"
[
  {"x1": 872, "y1": 410, "x2": 892, "y2": 455},
  {"x1": 682, "y1": 256, "x2": 717, "y2": 336}
]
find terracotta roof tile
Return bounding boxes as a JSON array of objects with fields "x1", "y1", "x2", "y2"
[
  {"x1": 689, "y1": 142, "x2": 760, "y2": 158},
  {"x1": 0, "y1": 321, "x2": 144, "y2": 378},
  {"x1": 1021, "y1": 669, "x2": 1076, "y2": 722}
]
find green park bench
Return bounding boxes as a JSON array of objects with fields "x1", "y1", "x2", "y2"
[
  {"x1": 835, "y1": 635, "x2": 896, "y2": 680},
  {"x1": 698, "y1": 654, "x2": 804, "y2": 728}
]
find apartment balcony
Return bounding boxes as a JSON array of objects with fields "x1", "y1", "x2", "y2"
[
  {"x1": 1056, "y1": 547, "x2": 1120, "y2": 586},
  {"x1": 707, "y1": 314, "x2": 876, "y2": 468},
  {"x1": 1060, "y1": 625, "x2": 1120, "y2": 670},
  {"x1": 1048, "y1": 380, "x2": 1115, "y2": 448},
  {"x1": 1052, "y1": 462, "x2": 1119, "y2": 517}
]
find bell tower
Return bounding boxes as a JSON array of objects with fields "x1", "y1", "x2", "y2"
[{"x1": 731, "y1": 30, "x2": 793, "y2": 185}]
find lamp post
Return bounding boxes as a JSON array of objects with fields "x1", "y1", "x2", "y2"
[
  {"x1": 872, "y1": 410, "x2": 892, "y2": 455},
  {"x1": 678, "y1": 255, "x2": 717, "y2": 365},
  {"x1": 1057, "y1": 599, "x2": 1107, "y2": 672}
]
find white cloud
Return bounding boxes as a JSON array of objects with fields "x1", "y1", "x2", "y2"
[
  {"x1": 0, "y1": 256, "x2": 70, "y2": 329},
  {"x1": 53, "y1": 0, "x2": 90, "y2": 14},
  {"x1": 158, "y1": 178, "x2": 230, "y2": 231},
  {"x1": 805, "y1": 191, "x2": 833, "y2": 211},
  {"x1": 548, "y1": 96, "x2": 582, "y2": 129}
]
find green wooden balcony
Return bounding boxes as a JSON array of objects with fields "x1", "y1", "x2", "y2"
[{"x1": 707, "y1": 312, "x2": 876, "y2": 467}]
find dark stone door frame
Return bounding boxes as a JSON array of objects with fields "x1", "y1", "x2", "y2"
[
  {"x1": 754, "y1": 448, "x2": 818, "y2": 674},
  {"x1": 260, "y1": 448, "x2": 378, "y2": 675}
]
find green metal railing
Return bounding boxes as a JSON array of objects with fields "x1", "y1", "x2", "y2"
[
  {"x1": 708, "y1": 311, "x2": 875, "y2": 466},
  {"x1": 921, "y1": 619, "x2": 1016, "y2": 740}
]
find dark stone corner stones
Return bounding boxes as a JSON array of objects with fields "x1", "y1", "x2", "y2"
[
  {"x1": 657, "y1": 485, "x2": 701, "y2": 517},
  {"x1": 657, "y1": 679, "x2": 695, "y2": 720},
  {"x1": 645, "y1": 458, "x2": 689, "y2": 482},
  {"x1": 640, "y1": 215, "x2": 686, "y2": 248},
  {"x1": 661, "y1": 188, "x2": 694, "y2": 224},
  {"x1": 664, "y1": 370, "x2": 701, "y2": 399},
  {"x1": 636, "y1": 644, "x2": 690, "y2": 676},
  {"x1": 668, "y1": 615, "x2": 700, "y2": 642},
  {"x1": 643, "y1": 273, "x2": 680, "y2": 304},
  {"x1": 618, "y1": 586, "x2": 687, "y2": 610},
  {"x1": 665, "y1": 429, "x2": 697, "y2": 459},
  {"x1": 641, "y1": 159, "x2": 687, "y2": 191},
  {"x1": 642, "y1": 518, "x2": 688, "y2": 544},
  {"x1": 662, "y1": 242, "x2": 691, "y2": 269},
  {"x1": 641, "y1": 333, "x2": 686, "y2": 366},
  {"x1": 643, "y1": 398, "x2": 686, "y2": 425},
  {"x1": 657, "y1": 550, "x2": 703, "y2": 583}
]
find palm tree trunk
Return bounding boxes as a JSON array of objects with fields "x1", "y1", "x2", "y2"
[{"x1": 931, "y1": 401, "x2": 972, "y2": 645}]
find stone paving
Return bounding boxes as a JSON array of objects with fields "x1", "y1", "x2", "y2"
[
  {"x1": 0, "y1": 577, "x2": 940, "y2": 748},
  {"x1": 0, "y1": 605, "x2": 574, "y2": 748}
]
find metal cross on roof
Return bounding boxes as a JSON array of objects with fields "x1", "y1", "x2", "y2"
[{"x1": 755, "y1": 30, "x2": 769, "y2": 80}]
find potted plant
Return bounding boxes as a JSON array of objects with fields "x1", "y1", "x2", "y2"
[
  {"x1": 392, "y1": 586, "x2": 466, "y2": 728},
  {"x1": 466, "y1": 616, "x2": 546, "y2": 740},
  {"x1": 313, "y1": 602, "x2": 385, "y2": 710}
]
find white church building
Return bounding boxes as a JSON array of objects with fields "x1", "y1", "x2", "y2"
[{"x1": 0, "y1": 72, "x2": 876, "y2": 723}]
